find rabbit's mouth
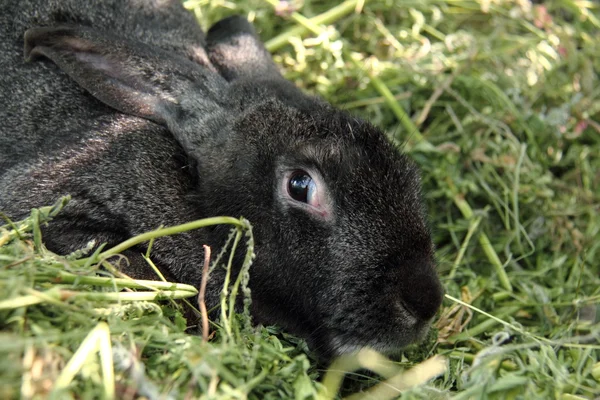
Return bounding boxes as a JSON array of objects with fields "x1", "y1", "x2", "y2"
[
  {"x1": 324, "y1": 318, "x2": 432, "y2": 359},
  {"x1": 311, "y1": 301, "x2": 436, "y2": 360}
]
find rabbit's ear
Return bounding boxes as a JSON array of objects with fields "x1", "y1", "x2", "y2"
[
  {"x1": 206, "y1": 16, "x2": 282, "y2": 81},
  {"x1": 24, "y1": 26, "x2": 227, "y2": 139}
]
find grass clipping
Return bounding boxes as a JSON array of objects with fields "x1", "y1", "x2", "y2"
[
  {"x1": 0, "y1": 197, "x2": 443, "y2": 399},
  {"x1": 0, "y1": 197, "x2": 304, "y2": 399}
]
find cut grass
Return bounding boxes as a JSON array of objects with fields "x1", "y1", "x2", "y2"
[{"x1": 1, "y1": 0, "x2": 600, "y2": 398}]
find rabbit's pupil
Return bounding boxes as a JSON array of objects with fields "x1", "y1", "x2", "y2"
[{"x1": 288, "y1": 172, "x2": 316, "y2": 204}]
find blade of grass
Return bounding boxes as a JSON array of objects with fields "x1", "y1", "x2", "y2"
[
  {"x1": 448, "y1": 180, "x2": 513, "y2": 292},
  {"x1": 264, "y1": 0, "x2": 361, "y2": 52},
  {"x1": 50, "y1": 322, "x2": 114, "y2": 400}
]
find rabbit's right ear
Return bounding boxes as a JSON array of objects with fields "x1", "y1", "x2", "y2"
[
  {"x1": 206, "y1": 16, "x2": 282, "y2": 81},
  {"x1": 24, "y1": 26, "x2": 228, "y2": 150}
]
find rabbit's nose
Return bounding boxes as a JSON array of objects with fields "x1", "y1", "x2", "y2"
[{"x1": 395, "y1": 265, "x2": 444, "y2": 321}]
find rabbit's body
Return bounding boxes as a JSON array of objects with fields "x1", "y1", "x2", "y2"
[
  {"x1": 0, "y1": 0, "x2": 208, "y2": 284},
  {"x1": 0, "y1": 0, "x2": 443, "y2": 359}
]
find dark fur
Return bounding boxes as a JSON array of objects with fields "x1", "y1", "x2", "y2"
[{"x1": 0, "y1": 0, "x2": 443, "y2": 359}]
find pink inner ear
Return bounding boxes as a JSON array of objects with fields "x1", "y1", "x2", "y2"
[
  {"x1": 75, "y1": 52, "x2": 117, "y2": 76},
  {"x1": 62, "y1": 36, "x2": 95, "y2": 52}
]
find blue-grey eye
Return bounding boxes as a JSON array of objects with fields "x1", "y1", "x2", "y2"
[{"x1": 288, "y1": 171, "x2": 317, "y2": 205}]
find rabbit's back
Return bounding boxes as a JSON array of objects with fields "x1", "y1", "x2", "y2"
[
  {"x1": 0, "y1": 0, "x2": 208, "y2": 281},
  {"x1": 0, "y1": 1, "x2": 205, "y2": 55}
]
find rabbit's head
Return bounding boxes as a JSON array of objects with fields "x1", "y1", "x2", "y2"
[{"x1": 23, "y1": 17, "x2": 443, "y2": 358}]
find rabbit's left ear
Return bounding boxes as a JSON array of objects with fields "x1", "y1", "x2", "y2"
[{"x1": 24, "y1": 26, "x2": 228, "y2": 143}]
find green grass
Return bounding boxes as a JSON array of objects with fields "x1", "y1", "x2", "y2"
[{"x1": 1, "y1": 0, "x2": 599, "y2": 398}]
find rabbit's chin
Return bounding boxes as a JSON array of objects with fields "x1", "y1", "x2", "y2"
[{"x1": 324, "y1": 319, "x2": 433, "y2": 359}]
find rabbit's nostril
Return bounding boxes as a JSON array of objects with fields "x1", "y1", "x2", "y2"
[{"x1": 399, "y1": 273, "x2": 444, "y2": 321}]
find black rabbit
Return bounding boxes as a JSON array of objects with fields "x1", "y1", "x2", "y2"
[{"x1": 0, "y1": 0, "x2": 443, "y2": 359}]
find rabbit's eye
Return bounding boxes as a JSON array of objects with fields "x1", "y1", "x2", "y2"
[{"x1": 288, "y1": 171, "x2": 317, "y2": 205}]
